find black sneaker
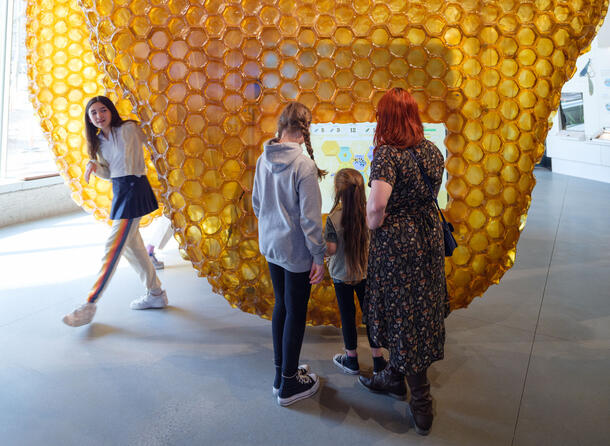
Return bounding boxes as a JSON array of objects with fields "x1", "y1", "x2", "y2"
[
  {"x1": 333, "y1": 353, "x2": 360, "y2": 375},
  {"x1": 277, "y1": 372, "x2": 320, "y2": 406},
  {"x1": 273, "y1": 364, "x2": 310, "y2": 396},
  {"x1": 373, "y1": 355, "x2": 388, "y2": 374}
]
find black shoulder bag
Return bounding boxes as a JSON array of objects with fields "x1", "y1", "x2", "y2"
[{"x1": 406, "y1": 149, "x2": 457, "y2": 257}]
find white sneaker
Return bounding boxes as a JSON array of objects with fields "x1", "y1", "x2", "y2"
[
  {"x1": 130, "y1": 290, "x2": 168, "y2": 310},
  {"x1": 63, "y1": 302, "x2": 97, "y2": 327}
]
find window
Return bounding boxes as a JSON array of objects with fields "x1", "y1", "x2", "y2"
[
  {"x1": 558, "y1": 92, "x2": 585, "y2": 132},
  {"x1": 1, "y1": 0, "x2": 54, "y2": 182}
]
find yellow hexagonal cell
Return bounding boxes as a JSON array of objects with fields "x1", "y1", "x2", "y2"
[
  {"x1": 27, "y1": 0, "x2": 162, "y2": 227},
  {"x1": 31, "y1": 0, "x2": 608, "y2": 325}
]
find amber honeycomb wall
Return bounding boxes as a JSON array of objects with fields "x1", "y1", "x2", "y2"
[
  {"x1": 26, "y1": 0, "x2": 162, "y2": 225},
  {"x1": 28, "y1": 0, "x2": 608, "y2": 325}
]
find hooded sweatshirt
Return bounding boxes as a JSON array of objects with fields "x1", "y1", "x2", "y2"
[{"x1": 252, "y1": 138, "x2": 325, "y2": 273}]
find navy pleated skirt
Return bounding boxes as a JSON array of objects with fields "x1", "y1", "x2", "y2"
[{"x1": 110, "y1": 175, "x2": 158, "y2": 220}]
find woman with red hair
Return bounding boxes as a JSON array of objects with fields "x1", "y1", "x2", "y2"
[{"x1": 359, "y1": 88, "x2": 449, "y2": 435}]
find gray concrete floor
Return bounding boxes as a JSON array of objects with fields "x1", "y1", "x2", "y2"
[{"x1": 0, "y1": 168, "x2": 608, "y2": 446}]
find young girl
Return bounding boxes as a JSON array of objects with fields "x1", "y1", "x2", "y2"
[
  {"x1": 324, "y1": 168, "x2": 387, "y2": 375},
  {"x1": 252, "y1": 102, "x2": 326, "y2": 406},
  {"x1": 63, "y1": 96, "x2": 168, "y2": 327}
]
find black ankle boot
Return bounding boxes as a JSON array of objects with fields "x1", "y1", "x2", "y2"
[
  {"x1": 358, "y1": 364, "x2": 407, "y2": 400},
  {"x1": 406, "y1": 372, "x2": 433, "y2": 435},
  {"x1": 372, "y1": 355, "x2": 388, "y2": 374}
]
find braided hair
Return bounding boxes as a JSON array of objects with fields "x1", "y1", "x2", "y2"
[{"x1": 277, "y1": 102, "x2": 327, "y2": 179}]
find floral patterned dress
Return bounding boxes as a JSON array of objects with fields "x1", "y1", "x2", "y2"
[{"x1": 364, "y1": 139, "x2": 450, "y2": 376}]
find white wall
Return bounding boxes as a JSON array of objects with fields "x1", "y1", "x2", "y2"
[
  {"x1": 0, "y1": 177, "x2": 80, "y2": 227},
  {"x1": 546, "y1": 17, "x2": 610, "y2": 183}
]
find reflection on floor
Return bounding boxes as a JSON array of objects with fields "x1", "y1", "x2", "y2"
[{"x1": 0, "y1": 168, "x2": 608, "y2": 446}]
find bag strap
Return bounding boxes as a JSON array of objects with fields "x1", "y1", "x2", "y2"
[{"x1": 405, "y1": 148, "x2": 451, "y2": 227}]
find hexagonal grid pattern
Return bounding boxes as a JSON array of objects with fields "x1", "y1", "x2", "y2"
[
  {"x1": 26, "y1": 0, "x2": 163, "y2": 226},
  {"x1": 29, "y1": 0, "x2": 608, "y2": 324}
]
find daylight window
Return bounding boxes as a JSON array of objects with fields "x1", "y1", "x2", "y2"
[
  {"x1": 0, "y1": 0, "x2": 55, "y2": 181},
  {"x1": 558, "y1": 92, "x2": 585, "y2": 132}
]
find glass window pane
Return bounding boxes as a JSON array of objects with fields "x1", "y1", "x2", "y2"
[
  {"x1": 559, "y1": 92, "x2": 585, "y2": 132},
  {"x1": 5, "y1": 0, "x2": 55, "y2": 180}
]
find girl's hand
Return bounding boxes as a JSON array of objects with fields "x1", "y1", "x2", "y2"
[
  {"x1": 325, "y1": 241, "x2": 337, "y2": 256},
  {"x1": 309, "y1": 263, "x2": 325, "y2": 284},
  {"x1": 84, "y1": 161, "x2": 96, "y2": 183}
]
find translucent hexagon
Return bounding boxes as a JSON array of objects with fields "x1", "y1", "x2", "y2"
[{"x1": 32, "y1": 0, "x2": 609, "y2": 325}]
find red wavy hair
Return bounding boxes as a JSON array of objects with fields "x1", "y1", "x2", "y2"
[{"x1": 373, "y1": 88, "x2": 424, "y2": 150}]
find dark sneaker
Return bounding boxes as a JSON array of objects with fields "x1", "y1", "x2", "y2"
[
  {"x1": 273, "y1": 364, "x2": 310, "y2": 396},
  {"x1": 277, "y1": 372, "x2": 320, "y2": 406},
  {"x1": 358, "y1": 365, "x2": 407, "y2": 400},
  {"x1": 333, "y1": 353, "x2": 359, "y2": 375},
  {"x1": 373, "y1": 355, "x2": 388, "y2": 374}
]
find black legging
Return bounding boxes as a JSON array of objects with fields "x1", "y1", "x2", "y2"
[
  {"x1": 334, "y1": 279, "x2": 380, "y2": 351},
  {"x1": 268, "y1": 262, "x2": 312, "y2": 377}
]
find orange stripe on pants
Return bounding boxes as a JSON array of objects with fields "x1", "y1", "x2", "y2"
[{"x1": 87, "y1": 219, "x2": 133, "y2": 303}]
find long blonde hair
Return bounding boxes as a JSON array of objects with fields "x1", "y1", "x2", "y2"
[
  {"x1": 277, "y1": 102, "x2": 327, "y2": 179},
  {"x1": 330, "y1": 168, "x2": 368, "y2": 278}
]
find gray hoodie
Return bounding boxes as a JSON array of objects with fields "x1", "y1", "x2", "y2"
[{"x1": 252, "y1": 139, "x2": 325, "y2": 273}]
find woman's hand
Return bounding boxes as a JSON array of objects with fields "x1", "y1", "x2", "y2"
[
  {"x1": 309, "y1": 263, "x2": 325, "y2": 284},
  {"x1": 84, "y1": 161, "x2": 97, "y2": 183}
]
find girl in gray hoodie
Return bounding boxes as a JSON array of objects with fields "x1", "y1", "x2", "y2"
[{"x1": 252, "y1": 102, "x2": 326, "y2": 406}]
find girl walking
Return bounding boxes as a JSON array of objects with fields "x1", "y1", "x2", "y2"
[
  {"x1": 63, "y1": 96, "x2": 168, "y2": 327},
  {"x1": 324, "y1": 168, "x2": 387, "y2": 375},
  {"x1": 252, "y1": 102, "x2": 326, "y2": 406}
]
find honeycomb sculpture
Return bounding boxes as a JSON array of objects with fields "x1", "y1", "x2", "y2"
[
  {"x1": 28, "y1": 0, "x2": 608, "y2": 325},
  {"x1": 26, "y1": 0, "x2": 162, "y2": 225}
]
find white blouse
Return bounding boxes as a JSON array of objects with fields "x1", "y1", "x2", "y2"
[{"x1": 93, "y1": 122, "x2": 147, "y2": 179}]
